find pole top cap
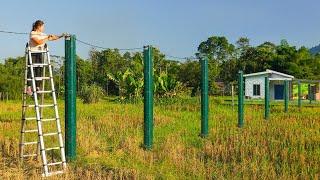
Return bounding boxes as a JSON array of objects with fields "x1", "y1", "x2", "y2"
[
  {"x1": 143, "y1": 45, "x2": 152, "y2": 49},
  {"x1": 65, "y1": 34, "x2": 75, "y2": 40}
]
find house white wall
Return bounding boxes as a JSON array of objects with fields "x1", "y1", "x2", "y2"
[
  {"x1": 245, "y1": 73, "x2": 293, "y2": 99},
  {"x1": 245, "y1": 75, "x2": 266, "y2": 99}
]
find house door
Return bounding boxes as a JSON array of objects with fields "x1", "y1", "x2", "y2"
[{"x1": 274, "y1": 84, "x2": 284, "y2": 100}]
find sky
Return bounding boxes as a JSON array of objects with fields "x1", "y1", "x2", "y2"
[{"x1": 1, "y1": 0, "x2": 320, "y2": 61}]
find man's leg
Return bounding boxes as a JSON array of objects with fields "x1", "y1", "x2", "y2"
[{"x1": 34, "y1": 54, "x2": 43, "y2": 89}]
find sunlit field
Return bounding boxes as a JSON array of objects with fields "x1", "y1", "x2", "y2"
[{"x1": 1, "y1": 97, "x2": 319, "y2": 179}]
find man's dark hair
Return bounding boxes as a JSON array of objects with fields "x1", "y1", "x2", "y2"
[{"x1": 32, "y1": 20, "x2": 44, "y2": 31}]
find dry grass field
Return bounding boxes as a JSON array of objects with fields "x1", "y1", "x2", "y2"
[{"x1": 0, "y1": 97, "x2": 319, "y2": 179}]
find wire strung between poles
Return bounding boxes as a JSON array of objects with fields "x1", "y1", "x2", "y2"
[
  {"x1": 151, "y1": 44, "x2": 197, "y2": 60},
  {"x1": 0, "y1": 29, "x2": 196, "y2": 58},
  {"x1": 75, "y1": 38, "x2": 143, "y2": 51},
  {"x1": 50, "y1": 54, "x2": 65, "y2": 59},
  {"x1": 0, "y1": 30, "x2": 28, "y2": 35},
  {"x1": 0, "y1": 30, "x2": 65, "y2": 59},
  {"x1": 0, "y1": 29, "x2": 143, "y2": 50},
  {"x1": 165, "y1": 54, "x2": 198, "y2": 61}
]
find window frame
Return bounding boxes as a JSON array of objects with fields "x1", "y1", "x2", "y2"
[{"x1": 253, "y1": 84, "x2": 261, "y2": 96}]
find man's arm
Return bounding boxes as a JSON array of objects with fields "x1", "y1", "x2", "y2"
[{"x1": 48, "y1": 34, "x2": 65, "y2": 41}]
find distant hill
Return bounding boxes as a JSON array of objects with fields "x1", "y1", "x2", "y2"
[{"x1": 310, "y1": 44, "x2": 320, "y2": 54}]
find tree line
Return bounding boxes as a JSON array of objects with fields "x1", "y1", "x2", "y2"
[{"x1": 1, "y1": 36, "x2": 320, "y2": 101}]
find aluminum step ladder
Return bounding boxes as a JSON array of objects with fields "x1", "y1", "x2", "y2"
[{"x1": 19, "y1": 43, "x2": 67, "y2": 177}]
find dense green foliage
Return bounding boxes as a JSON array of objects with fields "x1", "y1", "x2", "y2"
[
  {"x1": 1, "y1": 36, "x2": 320, "y2": 100},
  {"x1": 79, "y1": 84, "x2": 105, "y2": 104}
]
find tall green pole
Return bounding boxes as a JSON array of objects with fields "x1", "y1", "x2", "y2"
[
  {"x1": 284, "y1": 80, "x2": 289, "y2": 113},
  {"x1": 264, "y1": 77, "x2": 270, "y2": 119},
  {"x1": 143, "y1": 45, "x2": 153, "y2": 150},
  {"x1": 200, "y1": 56, "x2": 209, "y2": 137},
  {"x1": 298, "y1": 81, "x2": 302, "y2": 108},
  {"x1": 308, "y1": 84, "x2": 312, "y2": 104},
  {"x1": 238, "y1": 71, "x2": 244, "y2": 128},
  {"x1": 65, "y1": 35, "x2": 77, "y2": 161}
]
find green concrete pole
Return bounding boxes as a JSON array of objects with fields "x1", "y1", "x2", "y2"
[
  {"x1": 264, "y1": 77, "x2": 270, "y2": 119},
  {"x1": 308, "y1": 84, "x2": 312, "y2": 104},
  {"x1": 200, "y1": 56, "x2": 209, "y2": 137},
  {"x1": 238, "y1": 71, "x2": 244, "y2": 128},
  {"x1": 143, "y1": 45, "x2": 153, "y2": 150},
  {"x1": 284, "y1": 80, "x2": 289, "y2": 113},
  {"x1": 298, "y1": 81, "x2": 302, "y2": 108},
  {"x1": 65, "y1": 35, "x2": 77, "y2": 161}
]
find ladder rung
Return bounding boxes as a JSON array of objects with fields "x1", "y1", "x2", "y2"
[
  {"x1": 22, "y1": 154, "x2": 38, "y2": 157},
  {"x1": 25, "y1": 104, "x2": 55, "y2": 108},
  {"x1": 21, "y1": 141, "x2": 38, "y2": 145},
  {"x1": 39, "y1": 104, "x2": 55, "y2": 108},
  {"x1": 42, "y1": 118, "x2": 56, "y2": 122},
  {"x1": 46, "y1": 147, "x2": 60, "y2": 151},
  {"x1": 42, "y1": 132, "x2": 59, "y2": 136},
  {"x1": 30, "y1": 50, "x2": 48, "y2": 53},
  {"x1": 43, "y1": 170, "x2": 64, "y2": 177},
  {"x1": 24, "y1": 129, "x2": 38, "y2": 133},
  {"x1": 37, "y1": 90, "x2": 53, "y2": 94},
  {"x1": 27, "y1": 77, "x2": 51, "y2": 81},
  {"x1": 47, "y1": 162, "x2": 63, "y2": 166},
  {"x1": 28, "y1": 63, "x2": 50, "y2": 67},
  {"x1": 23, "y1": 117, "x2": 37, "y2": 120}
]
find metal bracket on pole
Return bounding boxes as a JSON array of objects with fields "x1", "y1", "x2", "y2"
[{"x1": 64, "y1": 33, "x2": 72, "y2": 40}]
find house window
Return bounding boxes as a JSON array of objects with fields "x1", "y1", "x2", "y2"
[{"x1": 253, "y1": 84, "x2": 261, "y2": 96}]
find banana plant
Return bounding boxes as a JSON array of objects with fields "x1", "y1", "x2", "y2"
[
  {"x1": 107, "y1": 58, "x2": 185, "y2": 100},
  {"x1": 107, "y1": 69, "x2": 132, "y2": 99},
  {"x1": 154, "y1": 72, "x2": 185, "y2": 98},
  {"x1": 126, "y1": 73, "x2": 144, "y2": 98},
  {"x1": 107, "y1": 67, "x2": 144, "y2": 99}
]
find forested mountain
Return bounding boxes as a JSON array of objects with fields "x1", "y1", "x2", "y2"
[{"x1": 310, "y1": 44, "x2": 320, "y2": 54}]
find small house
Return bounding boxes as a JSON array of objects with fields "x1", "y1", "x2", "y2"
[{"x1": 244, "y1": 69, "x2": 294, "y2": 100}]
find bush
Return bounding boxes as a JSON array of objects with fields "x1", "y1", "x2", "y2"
[{"x1": 79, "y1": 84, "x2": 105, "y2": 104}]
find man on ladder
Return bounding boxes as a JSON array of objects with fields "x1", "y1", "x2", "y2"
[
  {"x1": 27, "y1": 20, "x2": 64, "y2": 94},
  {"x1": 20, "y1": 20, "x2": 67, "y2": 177}
]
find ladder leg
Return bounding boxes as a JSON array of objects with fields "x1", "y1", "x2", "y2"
[
  {"x1": 33, "y1": 54, "x2": 42, "y2": 160},
  {"x1": 28, "y1": 51, "x2": 50, "y2": 176},
  {"x1": 40, "y1": 53, "x2": 46, "y2": 121},
  {"x1": 19, "y1": 53, "x2": 29, "y2": 163},
  {"x1": 47, "y1": 51, "x2": 67, "y2": 170},
  {"x1": 39, "y1": 54, "x2": 47, "y2": 162}
]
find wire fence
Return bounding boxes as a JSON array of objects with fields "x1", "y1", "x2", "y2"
[{"x1": 0, "y1": 29, "x2": 199, "y2": 61}]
